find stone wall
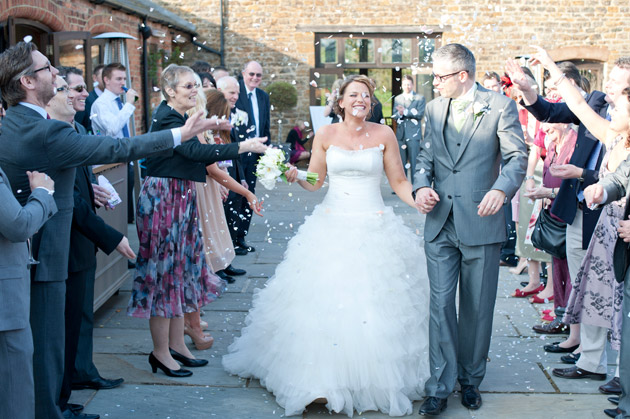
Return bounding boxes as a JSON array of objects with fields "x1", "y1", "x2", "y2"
[{"x1": 155, "y1": 0, "x2": 630, "y2": 123}]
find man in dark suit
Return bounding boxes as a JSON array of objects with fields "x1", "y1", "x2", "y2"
[
  {"x1": 50, "y1": 70, "x2": 129, "y2": 418},
  {"x1": 0, "y1": 168, "x2": 56, "y2": 419},
  {"x1": 235, "y1": 61, "x2": 271, "y2": 254},
  {"x1": 508, "y1": 57, "x2": 630, "y2": 386},
  {"x1": 0, "y1": 41, "x2": 232, "y2": 419},
  {"x1": 392, "y1": 75, "x2": 425, "y2": 183},
  {"x1": 74, "y1": 64, "x2": 104, "y2": 134}
]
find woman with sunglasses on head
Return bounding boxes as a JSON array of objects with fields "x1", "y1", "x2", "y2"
[{"x1": 127, "y1": 64, "x2": 267, "y2": 377}]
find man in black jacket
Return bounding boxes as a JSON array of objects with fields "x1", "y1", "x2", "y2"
[{"x1": 235, "y1": 61, "x2": 271, "y2": 254}]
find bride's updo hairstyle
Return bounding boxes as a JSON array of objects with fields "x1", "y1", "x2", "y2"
[{"x1": 333, "y1": 75, "x2": 375, "y2": 120}]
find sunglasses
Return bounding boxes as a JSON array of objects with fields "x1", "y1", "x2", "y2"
[
  {"x1": 69, "y1": 84, "x2": 88, "y2": 92},
  {"x1": 178, "y1": 82, "x2": 200, "y2": 90},
  {"x1": 56, "y1": 86, "x2": 69, "y2": 93},
  {"x1": 248, "y1": 72, "x2": 262, "y2": 78}
]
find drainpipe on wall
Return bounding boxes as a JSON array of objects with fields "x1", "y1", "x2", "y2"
[{"x1": 140, "y1": 18, "x2": 151, "y2": 133}]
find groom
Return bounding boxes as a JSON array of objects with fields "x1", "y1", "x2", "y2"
[{"x1": 413, "y1": 44, "x2": 527, "y2": 415}]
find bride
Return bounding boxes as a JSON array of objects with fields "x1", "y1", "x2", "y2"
[{"x1": 222, "y1": 75, "x2": 430, "y2": 417}]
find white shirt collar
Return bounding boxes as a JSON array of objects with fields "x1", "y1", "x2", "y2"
[
  {"x1": 245, "y1": 85, "x2": 256, "y2": 96},
  {"x1": 19, "y1": 102, "x2": 48, "y2": 119},
  {"x1": 102, "y1": 88, "x2": 119, "y2": 102}
]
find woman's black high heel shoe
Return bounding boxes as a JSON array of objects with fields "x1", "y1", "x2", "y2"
[
  {"x1": 169, "y1": 348, "x2": 209, "y2": 367},
  {"x1": 148, "y1": 352, "x2": 193, "y2": 377}
]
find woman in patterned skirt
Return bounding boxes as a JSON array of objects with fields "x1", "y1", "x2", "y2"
[{"x1": 127, "y1": 64, "x2": 267, "y2": 377}]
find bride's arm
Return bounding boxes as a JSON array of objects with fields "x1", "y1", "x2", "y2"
[
  {"x1": 294, "y1": 128, "x2": 327, "y2": 191},
  {"x1": 382, "y1": 127, "x2": 415, "y2": 207}
]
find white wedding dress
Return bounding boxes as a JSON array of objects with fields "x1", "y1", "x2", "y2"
[{"x1": 223, "y1": 144, "x2": 430, "y2": 417}]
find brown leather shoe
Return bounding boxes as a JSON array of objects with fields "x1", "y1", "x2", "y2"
[
  {"x1": 532, "y1": 318, "x2": 569, "y2": 335},
  {"x1": 599, "y1": 377, "x2": 622, "y2": 395},
  {"x1": 552, "y1": 366, "x2": 607, "y2": 381}
]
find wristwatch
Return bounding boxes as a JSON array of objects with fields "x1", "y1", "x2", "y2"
[
  {"x1": 577, "y1": 169, "x2": 585, "y2": 182},
  {"x1": 550, "y1": 188, "x2": 557, "y2": 199},
  {"x1": 524, "y1": 175, "x2": 534, "y2": 181}
]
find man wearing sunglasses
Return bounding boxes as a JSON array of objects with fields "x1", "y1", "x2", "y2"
[
  {"x1": 234, "y1": 61, "x2": 271, "y2": 255},
  {"x1": 74, "y1": 64, "x2": 104, "y2": 134}
]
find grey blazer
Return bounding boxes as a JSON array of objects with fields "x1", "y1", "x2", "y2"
[
  {"x1": 392, "y1": 92, "x2": 426, "y2": 142},
  {"x1": 413, "y1": 84, "x2": 527, "y2": 246},
  {"x1": 0, "y1": 167, "x2": 57, "y2": 331},
  {"x1": 0, "y1": 104, "x2": 176, "y2": 283}
]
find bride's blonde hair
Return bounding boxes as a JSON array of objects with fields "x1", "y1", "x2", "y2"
[{"x1": 332, "y1": 75, "x2": 375, "y2": 120}]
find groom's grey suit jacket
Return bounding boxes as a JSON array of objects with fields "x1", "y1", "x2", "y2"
[{"x1": 413, "y1": 84, "x2": 527, "y2": 245}]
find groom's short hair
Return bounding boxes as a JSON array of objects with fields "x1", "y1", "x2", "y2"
[{"x1": 433, "y1": 43, "x2": 476, "y2": 79}]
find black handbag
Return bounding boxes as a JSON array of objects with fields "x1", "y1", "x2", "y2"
[{"x1": 531, "y1": 208, "x2": 567, "y2": 259}]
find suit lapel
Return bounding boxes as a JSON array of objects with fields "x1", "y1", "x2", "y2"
[{"x1": 454, "y1": 86, "x2": 488, "y2": 164}]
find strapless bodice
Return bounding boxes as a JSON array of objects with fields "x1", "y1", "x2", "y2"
[{"x1": 322, "y1": 144, "x2": 385, "y2": 212}]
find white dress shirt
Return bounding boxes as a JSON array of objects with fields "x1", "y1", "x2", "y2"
[
  {"x1": 245, "y1": 86, "x2": 260, "y2": 138},
  {"x1": 90, "y1": 88, "x2": 135, "y2": 137}
]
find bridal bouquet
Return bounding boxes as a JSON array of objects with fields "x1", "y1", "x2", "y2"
[{"x1": 255, "y1": 148, "x2": 318, "y2": 190}]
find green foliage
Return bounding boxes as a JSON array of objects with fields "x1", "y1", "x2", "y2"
[{"x1": 264, "y1": 81, "x2": 298, "y2": 113}]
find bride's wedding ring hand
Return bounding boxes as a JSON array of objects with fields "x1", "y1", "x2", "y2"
[
  {"x1": 284, "y1": 166, "x2": 298, "y2": 183},
  {"x1": 477, "y1": 189, "x2": 506, "y2": 217},
  {"x1": 247, "y1": 195, "x2": 264, "y2": 216}
]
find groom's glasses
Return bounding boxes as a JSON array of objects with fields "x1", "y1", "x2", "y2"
[{"x1": 432, "y1": 70, "x2": 467, "y2": 83}]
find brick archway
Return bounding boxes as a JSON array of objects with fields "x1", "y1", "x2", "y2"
[{"x1": 0, "y1": 5, "x2": 63, "y2": 33}]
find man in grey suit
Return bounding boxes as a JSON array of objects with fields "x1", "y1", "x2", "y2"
[
  {"x1": 392, "y1": 75, "x2": 425, "y2": 183},
  {"x1": 585, "y1": 162, "x2": 630, "y2": 419},
  {"x1": 0, "y1": 42, "x2": 235, "y2": 419},
  {"x1": 413, "y1": 44, "x2": 527, "y2": 415},
  {"x1": 0, "y1": 168, "x2": 56, "y2": 419}
]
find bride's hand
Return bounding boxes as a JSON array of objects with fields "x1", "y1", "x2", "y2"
[
  {"x1": 284, "y1": 165, "x2": 298, "y2": 183},
  {"x1": 246, "y1": 192, "x2": 263, "y2": 216}
]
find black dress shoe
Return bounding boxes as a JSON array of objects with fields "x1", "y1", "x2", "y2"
[
  {"x1": 169, "y1": 348, "x2": 209, "y2": 367},
  {"x1": 68, "y1": 404, "x2": 83, "y2": 414},
  {"x1": 543, "y1": 342, "x2": 579, "y2": 353},
  {"x1": 604, "y1": 407, "x2": 621, "y2": 418},
  {"x1": 72, "y1": 376, "x2": 124, "y2": 390},
  {"x1": 461, "y1": 385, "x2": 482, "y2": 410},
  {"x1": 215, "y1": 270, "x2": 235, "y2": 283},
  {"x1": 609, "y1": 396, "x2": 620, "y2": 405},
  {"x1": 419, "y1": 397, "x2": 447, "y2": 415},
  {"x1": 148, "y1": 352, "x2": 192, "y2": 377},
  {"x1": 532, "y1": 318, "x2": 569, "y2": 334},
  {"x1": 237, "y1": 240, "x2": 255, "y2": 252},
  {"x1": 224, "y1": 264, "x2": 246, "y2": 276},
  {"x1": 560, "y1": 353, "x2": 580, "y2": 364},
  {"x1": 600, "y1": 377, "x2": 622, "y2": 394},
  {"x1": 62, "y1": 408, "x2": 100, "y2": 419},
  {"x1": 128, "y1": 261, "x2": 136, "y2": 269},
  {"x1": 552, "y1": 366, "x2": 606, "y2": 381},
  {"x1": 234, "y1": 245, "x2": 248, "y2": 256}
]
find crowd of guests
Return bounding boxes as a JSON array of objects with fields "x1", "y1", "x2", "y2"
[
  {"x1": 3, "y1": 36, "x2": 630, "y2": 419},
  {"x1": 0, "y1": 41, "x2": 270, "y2": 419},
  {"x1": 485, "y1": 49, "x2": 630, "y2": 418}
]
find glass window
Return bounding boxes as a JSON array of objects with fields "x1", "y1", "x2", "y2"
[
  {"x1": 315, "y1": 73, "x2": 341, "y2": 106},
  {"x1": 58, "y1": 39, "x2": 88, "y2": 78},
  {"x1": 368, "y1": 68, "x2": 392, "y2": 117},
  {"x1": 381, "y1": 38, "x2": 412, "y2": 63},
  {"x1": 320, "y1": 38, "x2": 337, "y2": 64},
  {"x1": 418, "y1": 38, "x2": 436, "y2": 65},
  {"x1": 345, "y1": 39, "x2": 374, "y2": 63}
]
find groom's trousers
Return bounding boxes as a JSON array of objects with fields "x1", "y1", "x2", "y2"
[{"x1": 424, "y1": 216, "x2": 501, "y2": 399}]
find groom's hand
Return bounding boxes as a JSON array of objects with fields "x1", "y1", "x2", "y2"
[
  {"x1": 415, "y1": 187, "x2": 440, "y2": 214},
  {"x1": 478, "y1": 189, "x2": 506, "y2": 217}
]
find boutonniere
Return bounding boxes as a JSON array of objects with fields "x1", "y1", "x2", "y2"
[{"x1": 472, "y1": 102, "x2": 490, "y2": 120}]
